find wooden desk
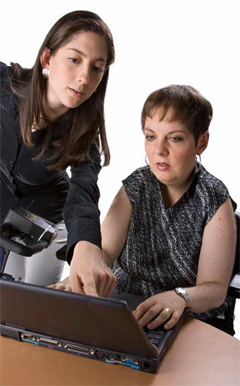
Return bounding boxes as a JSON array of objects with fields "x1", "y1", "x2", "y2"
[{"x1": 0, "y1": 318, "x2": 239, "y2": 386}]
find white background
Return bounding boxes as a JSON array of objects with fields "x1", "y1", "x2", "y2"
[{"x1": 1, "y1": 0, "x2": 239, "y2": 337}]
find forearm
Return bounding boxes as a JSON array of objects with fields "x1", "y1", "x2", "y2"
[
  {"x1": 65, "y1": 216, "x2": 101, "y2": 263},
  {"x1": 134, "y1": 281, "x2": 229, "y2": 330},
  {"x1": 102, "y1": 248, "x2": 117, "y2": 267},
  {"x1": 185, "y1": 281, "x2": 228, "y2": 313},
  {"x1": 100, "y1": 186, "x2": 133, "y2": 269},
  {"x1": 63, "y1": 160, "x2": 101, "y2": 262}
]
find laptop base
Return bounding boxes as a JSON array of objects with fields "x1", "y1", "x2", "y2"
[{"x1": 0, "y1": 324, "x2": 158, "y2": 373}]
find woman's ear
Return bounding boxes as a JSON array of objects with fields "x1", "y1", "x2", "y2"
[
  {"x1": 197, "y1": 131, "x2": 209, "y2": 155},
  {"x1": 40, "y1": 47, "x2": 51, "y2": 69}
]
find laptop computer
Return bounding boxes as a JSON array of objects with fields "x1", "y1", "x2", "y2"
[{"x1": 0, "y1": 278, "x2": 186, "y2": 373}]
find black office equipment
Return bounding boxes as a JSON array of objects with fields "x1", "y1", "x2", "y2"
[
  {"x1": 0, "y1": 207, "x2": 186, "y2": 373},
  {"x1": 0, "y1": 207, "x2": 57, "y2": 278},
  {"x1": 0, "y1": 280, "x2": 186, "y2": 373}
]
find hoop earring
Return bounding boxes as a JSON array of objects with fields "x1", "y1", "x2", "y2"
[
  {"x1": 196, "y1": 154, "x2": 201, "y2": 168},
  {"x1": 42, "y1": 68, "x2": 50, "y2": 79}
]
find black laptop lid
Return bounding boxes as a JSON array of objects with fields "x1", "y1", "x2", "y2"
[{"x1": 0, "y1": 279, "x2": 157, "y2": 358}]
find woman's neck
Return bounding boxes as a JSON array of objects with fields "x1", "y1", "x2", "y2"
[
  {"x1": 43, "y1": 98, "x2": 68, "y2": 121},
  {"x1": 161, "y1": 169, "x2": 196, "y2": 209},
  {"x1": 161, "y1": 185, "x2": 184, "y2": 209}
]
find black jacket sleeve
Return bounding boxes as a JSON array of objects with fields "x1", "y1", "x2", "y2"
[
  {"x1": 63, "y1": 144, "x2": 102, "y2": 263},
  {"x1": 0, "y1": 62, "x2": 21, "y2": 224}
]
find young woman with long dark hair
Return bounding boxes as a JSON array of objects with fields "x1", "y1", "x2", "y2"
[{"x1": 0, "y1": 10, "x2": 116, "y2": 295}]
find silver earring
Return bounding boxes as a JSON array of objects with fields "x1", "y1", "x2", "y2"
[
  {"x1": 42, "y1": 68, "x2": 50, "y2": 78},
  {"x1": 196, "y1": 154, "x2": 202, "y2": 168},
  {"x1": 145, "y1": 155, "x2": 149, "y2": 166}
]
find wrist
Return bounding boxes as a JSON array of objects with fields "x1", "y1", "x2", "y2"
[
  {"x1": 74, "y1": 240, "x2": 101, "y2": 251},
  {"x1": 174, "y1": 287, "x2": 190, "y2": 306}
]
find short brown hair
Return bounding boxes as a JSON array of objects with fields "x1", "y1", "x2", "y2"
[{"x1": 141, "y1": 85, "x2": 213, "y2": 143}]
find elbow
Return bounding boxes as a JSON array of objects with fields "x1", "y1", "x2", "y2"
[
  {"x1": 215, "y1": 295, "x2": 227, "y2": 308},
  {"x1": 198, "y1": 281, "x2": 229, "y2": 310},
  {"x1": 215, "y1": 284, "x2": 229, "y2": 307}
]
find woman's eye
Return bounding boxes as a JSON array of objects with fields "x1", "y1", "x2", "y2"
[
  {"x1": 94, "y1": 66, "x2": 104, "y2": 73},
  {"x1": 145, "y1": 135, "x2": 155, "y2": 141},
  {"x1": 69, "y1": 57, "x2": 79, "y2": 64},
  {"x1": 169, "y1": 136, "x2": 183, "y2": 142}
]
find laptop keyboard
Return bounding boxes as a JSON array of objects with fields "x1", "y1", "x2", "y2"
[{"x1": 144, "y1": 326, "x2": 166, "y2": 347}]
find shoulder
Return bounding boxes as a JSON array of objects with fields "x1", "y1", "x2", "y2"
[
  {"x1": 122, "y1": 165, "x2": 155, "y2": 205},
  {"x1": 0, "y1": 61, "x2": 9, "y2": 74},
  {"x1": 123, "y1": 165, "x2": 153, "y2": 188},
  {"x1": 0, "y1": 62, "x2": 12, "y2": 91},
  {"x1": 0, "y1": 62, "x2": 21, "y2": 144},
  {"x1": 0, "y1": 62, "x2": 16, "y2": 110},
  {"x1": 198, "y1": 166, "x2": 230, "y2": 198},
  {"x1": 195, "y1": 165, "x2": 236, "y2": 221}
]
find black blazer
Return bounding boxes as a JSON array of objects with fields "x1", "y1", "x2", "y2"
[{"x1": 0, "y1": 62, "x2": 102, "y2": 262}]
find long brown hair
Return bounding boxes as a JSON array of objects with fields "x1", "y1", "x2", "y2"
[{"x1": 10, "y1": 10, "x2": 115, "y2": 170}]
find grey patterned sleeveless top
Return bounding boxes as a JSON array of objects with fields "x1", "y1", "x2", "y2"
[{"x1": 114, "y1": 163, "x2": 236, "y2": 321}]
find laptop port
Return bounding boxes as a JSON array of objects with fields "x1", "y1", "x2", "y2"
[
  {"x1": 95, "y1": 350, "x2": 105, "y2": 359},
  {"x1": 143, "y1": 361, "x2": 150, "y2": 369},
  {"x1": 21, "y1": 333, "x2": 38, "y2": 345},
  {"x1": 39, "y1": 337, "x2": 59, "y2": 346},
  {"x1": 21, "y1": 333, "x2": 35, "y2": 341},
  {"x1": 122, "y1": 356, "x2": 139, "y2": 366},
  {"x1": 118, "y1": 356, "x2": 140, "y2": 369},
  {"x1": 108, "y1": 354, "x2": 119, "y2": 361},
  {"x1": 64, "y1": 344, "x2": 93, "y2": 355}
]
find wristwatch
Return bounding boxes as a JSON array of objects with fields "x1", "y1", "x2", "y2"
[{"x1": 174, "y1": 287, "x2": 190, "y2": 305}]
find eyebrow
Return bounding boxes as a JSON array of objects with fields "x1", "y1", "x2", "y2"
[
  {"x1": 144, "y1": 128, "x2": 188, "y2": 135},
  {"x1": 66, "y1": 48, "x2": 107, "y2": 63},
  {"x1": 167, "y1": 130, "x2": 188, "y2": 135}
]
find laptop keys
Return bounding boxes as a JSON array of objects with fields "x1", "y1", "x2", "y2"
[{"x1": 144, "y1": 327, "x2": 166, "y2": 347}]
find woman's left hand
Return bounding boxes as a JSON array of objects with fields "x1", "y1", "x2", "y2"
[{"x1": 133, "y1": 291, "x2": 186, "y2": 330}]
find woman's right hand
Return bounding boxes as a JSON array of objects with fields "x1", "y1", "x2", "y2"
[{"x1": 70, "y1": 240, "x2": 116, "y2": 297}]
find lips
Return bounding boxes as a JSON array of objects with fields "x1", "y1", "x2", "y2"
[
  {"x1": 156, "y1": 162, "x2": 171, "y2": 171},
  {"x1": 68, "y1": 87, "x2": 86, "y2": 98}
]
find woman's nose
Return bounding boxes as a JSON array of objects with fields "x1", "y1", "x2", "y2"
[
  {"x1": 78, "y1": 67, "x2": 90, "y2": 85},
  {"x1": 155, "y1": 139, "x2": 169, "y2": 155}
]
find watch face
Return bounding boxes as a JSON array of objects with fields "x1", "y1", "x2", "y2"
[
  {"x1": 178, "y1": 288, "x2": 185, "y2": 295},
  {"x1": 175, "y1": 287, "x2": 189, "y2": 304}
]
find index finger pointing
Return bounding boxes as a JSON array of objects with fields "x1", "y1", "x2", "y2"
[{"x1": 83, "y1": 281, "x2": 99, "y2": 297}]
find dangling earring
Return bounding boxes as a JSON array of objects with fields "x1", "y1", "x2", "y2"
[
  {"x1": 145, "y1": 155, "x2": 149, "y2": 166},
  {"x1": 42, "y1": 68, "x2": 50, "y2": 79},
  {"x1": 196, "y1": 154, "x2": 201, "y2": 169}
]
